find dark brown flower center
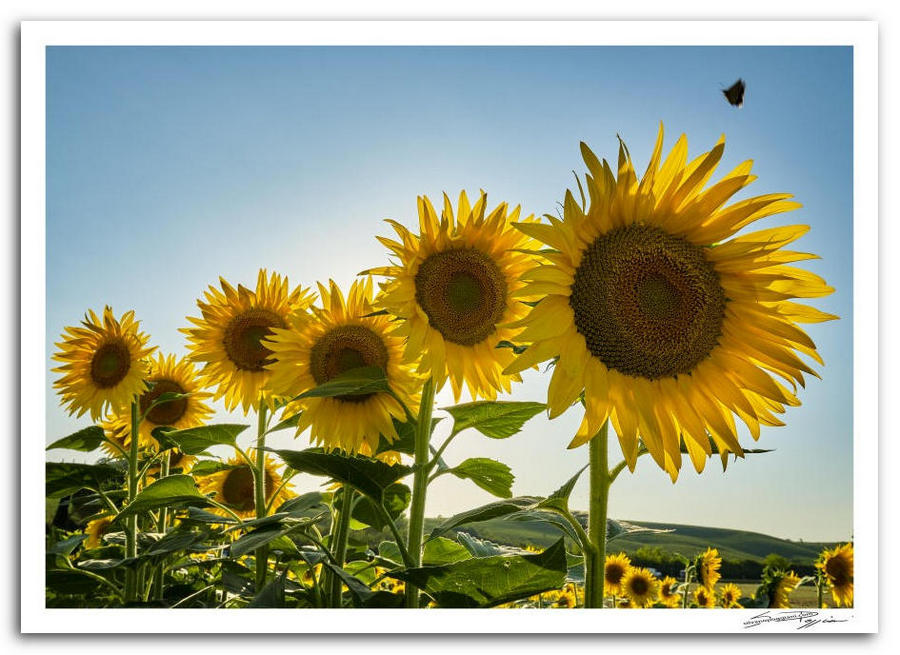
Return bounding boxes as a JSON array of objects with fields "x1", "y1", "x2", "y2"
[
  {"x1": 220, "y1": 465, "x2": 276, "y2": 512},
  {"x1": 629, "y1": 576, "x2": 649, "y2": 596},
  {"x1": 825, "y1": 556, "x2": 851, "y2": 586},
  {"x1": 569, "y1": 224, "x2": 726, "y2": 379},
  {"x1": 309, "y1": 325, "x2": 389, "y2": 402},
  {"x1": 90, "y1": 339, "x2": 131, "y2": 388},
  {"x1": 414, "y1": 247, "x2": 507, "y2": 346},
  {"x1": 140, "y1": 378, "x2": 188, "y2": 426},
  {"x1": 605, "y1": 563, "x2": 625, "y2": 585},
  {"x1": 223, "y1": 309, "x2": 286, "y2": 371}
]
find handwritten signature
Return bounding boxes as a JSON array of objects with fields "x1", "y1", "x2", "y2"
[{"x1": 743, "y1": 610, "x2": 850, "y2": 630}]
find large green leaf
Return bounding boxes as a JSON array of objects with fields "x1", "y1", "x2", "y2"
[
  {"x1": 187, "y1": 460, "x2": 237, "y2": 477},
  {"x1": 46, "y1": 426, "x2": 106, "y2": 453},
  {"x1": 249, "y1": 571, "x2": 286, "y2": 608},
  {"x1": 113, "y1": 475, "x2": 210, "y2": 523},
  {"x1": 46, "y1": 462, "x2": 122, "y2": 497},
  {"x1": 456, "y1": 532, "x2": 505, "y2": 557},
  {"x1": 447, "y1": 458, "x2": 514, "y2": 498},
  {"x1": 606, "y1": 518, "x2": 674, "y2": 542},
  {"x1": 391, "y1": 538, "x2": 567, "y2": 608},
  {"x1": 152, "y1": 424, "x2": 249, "y2": 455},
  {"x1": 427, "y1": 496, "x2": 541, "y2": 540},
  {"x1": 265, "y1": 411, "x2": 303, "y2": 435},
  {"x1": 294, "y1": 365, "x2": 390, "y2": 400},
  {"x1": 442, "y1": 401, "x2": 546, "y2": 439},
  {"x1": 537, "y1": 465, "x2": 587, "y2": 513},
  {"x1": 422, "y1": 536, "x2": 472, "y2": 565},
  {"x1": 352, "y1": 483, "x2": 411, "y2": 529},
  {"x1": 229, "y1": 516, "x2": 323, "y2": 558},
  {"x1": 272, "y1": 448, "x2": 412, "y2": 501},
  {"x1": 376, "y1": 416, "x2": 442, "y2": 456}
]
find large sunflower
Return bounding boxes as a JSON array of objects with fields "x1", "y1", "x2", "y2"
[
  {"x1": 183, "y1": 270, "x2": 312, "y2": 414},
  {"x1": 658, "y1": 576, "x2": 682, "y2": 608},
  {"x1": 102, "y1": 353, "x2": 213, "y2": 456},
  {"x1": 696, "y1": 547, "x2": 722, "y2": 591},
  {"x1": 621, "y1": 567, "x2": 660, "y2": 608},
  {"x1": 603, "y1": 552, "x2": 632, "y2": 597},
  {"x1": 52, "y1": 306, "x2": 156, "y2": 421},
  {"x1": 364, "y1": 191, "x2": 538, "y2": 400},
  {"x1": 817, "y1": 543, "x2": 853, "y2": 607},
  {"x1": 265, "y1": 278, "x2": 420, "y2": 456},
  {"x1": 197, "y1": 450, "x2": 294, "y2": 518},
  {"x1": 506, "y1": 125, "x2": 836, "y2": 478}
]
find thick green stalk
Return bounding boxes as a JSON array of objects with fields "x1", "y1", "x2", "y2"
[
  {"x1": 254, "y1": 401, "x2": 269, "y2": 592},
  {"x1": 153, "y1": 453, "x2": 171, "y2": 600},
  {"x1": 124, "y1": 400, "x2": 141, "y2": 602},
  {"x1": 329, "y1": 487, "x2": 355, "y2": 608},
  {"x1": 584, "y1": 420, "x2": 609, "y2": 609},
  {"x1": 404, "y1": 378, "x2": 435, "y2": 609}
]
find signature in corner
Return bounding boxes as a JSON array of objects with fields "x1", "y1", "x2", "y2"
[{"x1": 743, "y1": 610, "x2": 850, "y2": 630}]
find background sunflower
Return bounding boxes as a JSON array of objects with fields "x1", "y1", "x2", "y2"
[
  {"x1": 621, "y1": 567, "x2": 660, "y2": 608},
  {"x1": 817, "y1": 543, "x2": 853, "y2": 607},
  {"x1": 197, "y1": 450, "x2": 294, "y2": 518},
  {"x1": 603, "y1": 552, "x2": 632, "y2": 597}
]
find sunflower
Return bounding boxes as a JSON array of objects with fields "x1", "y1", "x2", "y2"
[
  {"x1": 197, "y1": 450, "x2": 294, "y2": 518},
  {"x1": 817, "y1": 543, "x2": 853, "y2": 607},
  {"x1": 696, "y1": 547, "x2": 722, "y2": 590},
  {"x1": 101, "y1": 353, "x2": 213, "y2": 456},
  {"x1": 693, "y1": 586, "x2": 716, "y2": 608},
  {"x1": 769, "y1": 570, "x2": 801, "y2": 608},
  {"x1": 84, "y1": 515, "x2": 115, "y2": 549},
  {"x1": 658, "y1": 576, "x2": 682, "y2": 608},
  {"x1": 604, "y1": 552, "x2": 632, "y2": 596},
  {"x1": 505, "y1": 125, "x2": 836, "y2": 478},
  {"x1": 720, "y1": 582, "x2": 744, "y2": 608},
  {"x1": 364, "y1": 191, "x2": 539, "y2": 401},
  {"x1": 621, "y1": 567, "x2": 661, "y2": 608},
  {"x1": 265, "y1": 278, "x2": 421, "y2": 455},
  {"x1": 183, "y1": 270, "x2": 313, "y2": 414},
  {"x1": 52, "y1": 306, "x2": 156, "y2": 421}
]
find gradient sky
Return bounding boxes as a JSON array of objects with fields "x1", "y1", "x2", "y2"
[{"x1": 45, "y1": 45, "x2": 853, "y2": 542}]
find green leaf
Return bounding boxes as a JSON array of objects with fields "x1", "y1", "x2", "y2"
[
  {"x1": 142, "y1": 391, "x2": 191, "y2": 418},
  {"x1": 266, "y1": 412, "x2": 303, "y2": 435},
  {"x1": 442, "y1": 401, "x2": 546, "y2": 439},
  {"x1": 537, "y1": 465, "x2": 587, "y2": 513},
  {"x1": 113, "y1": 475, "x2": 211, "y2": 523},
  {"x1": 606, "y1": 519, "x2": 674, "y2": 542},
  {"x1": 145, "y1": 527, "x2": 209, "y2": 557},
  {"x1": 422, "y1": 537, "x2": 472, "y2": 565},
  {"x1": 447, "y1": 458, "x2": 514, "y2": 498},
  {"x1": 229, "y1": 516, "x2": 323, "y2": 558},
  {"x1": 377, "y1": 416, "x2": 442, "y2": 456},
  {"x1": 249, "y1": 571, "x2": 286, "y2": 608},
  {"x1": 46, "y1": 462, "x2": 122, "y2": 497},
  {"x1": 48, "y1": 534, "x2": 87, "y2": 555},
  {"x1": 322, "y1": 563, "x2": 375, "y2": 607},
  {"x1": 152, "y1": 424, "x2": 249, "y2": 455},
  {"x1": 272, "y1": 448, "x2": 412, "y2": 502},
  {"x1": 377, "y1": 541, "x2": 403, "y2": 567},
  {"x1": 390, "y1": 538, "x2": 568, "y2": 608},
  {"x1": 294, "y1": 365, "x2": 389, "y2": 400},
  {"x1": 187, "y1": 460, "x2": 237, "y2": 477},
  {"x1": 494, "y1": 340, "x2": 528, "y2": 355},
  {"x1": 352, "y1": 483, "x2": 411, "y2": 529},
  {"x1": 274, "y1": 491, "x2": 330, "y2": 517},
  {"x1": 183, "y1": 506, "x2": 238, "y2": 524},
  {"x1": 46, "y1": 426, "x2": 106, "y2": 453},
  {"x1": 502, "y1": 509, "x2": 582, "y2": 544},
  {"x1": 46, "y1": 569, "x2": 111, "y2": 595},
  {"x1": 456, "y1": 532, "x2": 505, "y2": 557},
  {"x1": 428, "y1": 496, "x2": 542, "y2": 540}
]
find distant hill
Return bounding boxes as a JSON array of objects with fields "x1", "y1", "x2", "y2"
[{"x1": 423, "y1": 515, "x2": 843, "y2": 564}]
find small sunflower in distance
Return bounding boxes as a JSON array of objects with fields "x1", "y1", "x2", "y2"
[
  {"x1": 506, "y1": 124, "x2": 836, "y2": 479},
  {"x1": 621, "y1": 567, "x2": 660, "y2": 608},
  {"x1": 769, "y1": 570, "x2": 801, "y2": 608},
  {"x1": 53, "y1": 306, "x2": 156, "y2": 421},
  {"x1": 604, "y1": 552, "x2": 632, "y2": 596},
  {"x1": 84, "y1": 515, "x2": 115, "y2": 549},
  {"x1": 183, "y1": 270, "x2": 312, "y2": 414},
  {"x1": 696, "y1": 547, "x2": 722, "y2": 591},
  {"x1": 720, "y1": 582, "x2": 744, "y2": 608},
  {"x1": 658, "y1": 576, "x2": 682, "y2": 607},
  {"x1": 693, "y1": 586, "x2": 716, "y2": 608},
  {"x1": 364, "y1": 191, "x2": 538, "y2": 400},
  {"x1": 817, "y1": 543, "x2": 853, "y2": 607},
  {"x1": 265, "y1": 278, "x2": 421, "y2": 456},
  {"x1": 197, "y1": 450, "x2": 294, "y2": 518}
]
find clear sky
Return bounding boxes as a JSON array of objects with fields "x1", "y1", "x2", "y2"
[{"x1": 45, "y1": 45, "x2": 853, "y2": 542}]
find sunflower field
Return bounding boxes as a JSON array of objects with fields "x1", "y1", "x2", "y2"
[{"x1": 45, "y1": 124, "x2": 846, "y2": 610}]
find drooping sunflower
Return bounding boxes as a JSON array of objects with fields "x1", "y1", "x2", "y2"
[
  {"x1": 693, "y1": 586, "x2": 716, "y2": 608},
  {"x1": 696, "y1": 547, "x2": 722, "y2": 590},
  {"x1": 197, "y1": 450, "x2": 294, "y2": 518},
  {"x1": 84, "y1": 515, "x2": 115, "y2": 549},
  {"x1": 768, "y1": 570, "x2": 801, "y2": 609},
  {"x1": 621, "y1": 567, "x2": 661, "y2": 608},
  {"x1": 101, "y1": 353, "x2": 213, "y2": 456},
  {"x1": 183, "y1": 270, "x2": 313, "y2": 414},
  {"x1": 604, "y1": 552, "x2": 632, "y2": 596},
  {"x1": 52, "y1": 306, "x2": 156, "y2": 421},
  {"x1": 506, "y1": 125, "x2": 837, "y2": 478},
  {"x1": 364, "y1": 191, "x2": 539, "y2": 401},
  {"x1": 720, "y1": 582, "x2": 744, "y2": 608},
  {"x1": 817, "y1": 543, "x2": 853, "y2": 607},
  {"x1": 265, "y1": 278, "x2": 421, "y2": 456},
  {"x1": 658, "y1": 576, "x2": 682, "y2": 608}
]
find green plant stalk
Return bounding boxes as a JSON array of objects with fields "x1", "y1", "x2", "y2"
[
  {"x1": 329, "y1": 487, "x2": 355, "y2": 608},
  {"x1": 404, "y1": 377, "x2": 435, "y2": 609},
  {"x1": 153, "y1": 454, "x2": 171, "y2": 601},
  {"x1": 254, "y1": 401, "x2": 269, "y2": 592},
  {"x1": 584, "y1": 420, "x2": 610, "y2": 609},
  {"x1": 124, "y1": 399, "x2": 141, "y2": 602},
  {"x1": 817, "y1": 574, "x2": 824, "y2": 608}
]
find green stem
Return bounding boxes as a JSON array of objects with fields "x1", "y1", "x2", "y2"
[
  {"x1": 404, "y1": 378, "x2": 435, "y2": 608},
  {"x1": 124, "y1": 400, "x2": 141, "y2": 602},
  {"x1": 254, "y1": 401, "x2": 269, "y2": 593},
  {"x1": 584, "y1": 420, "x2": 609, "y2": 609},
  {"x1": 328, "y1": 487, "x2": 355, "y2": 608},
  {"x1": 153, "y1": 453, "x2": 171, "y2": 601},
  {"x1": 817, "y1": 574, "x2": 824, "y2": 608}
]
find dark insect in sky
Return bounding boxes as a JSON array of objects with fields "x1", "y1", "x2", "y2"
[{"x1": 722, "y1": 79, "x2": 746, "y2": 107}]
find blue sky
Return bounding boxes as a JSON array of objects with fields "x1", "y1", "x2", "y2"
[{"x1": 45, "y1": 45, "x2": 853, "y2": 542}]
